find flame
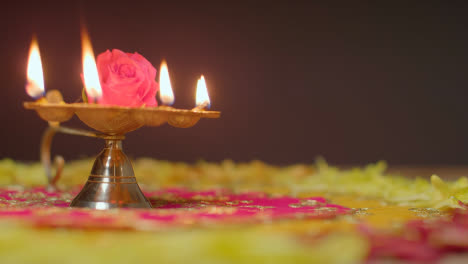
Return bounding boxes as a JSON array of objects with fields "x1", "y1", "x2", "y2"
[
  {"x1": 81, "y1": 28, "x2": 102, "y2": 101},
  {"x1": 26, "y1": 37, "x2": 45, "y2": 98},
  {"x1": 196, "y1": 75, "x2": 210, "y2": 108},
  {"x1": 159, "y1": 60, "x2": 174, "y2": 105}
]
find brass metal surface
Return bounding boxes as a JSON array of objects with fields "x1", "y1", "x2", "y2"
[
  {"x1": 24, "y1": 102, "x2": 220, "y2": 134},
  {"x1": 25, "y1": 95, "x2": 220, "y2": 210},
  {"x1": 70, "y1": 140, "x2": 151, "y2": 209}
]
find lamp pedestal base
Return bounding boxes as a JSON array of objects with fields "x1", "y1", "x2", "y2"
[{"x1": 70, "y1": 139, "x2": 152, "y2": 209}]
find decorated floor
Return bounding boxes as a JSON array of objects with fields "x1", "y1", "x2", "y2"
[{"x1": 1, "y1": 158, "x2": 468, "y2": 263}]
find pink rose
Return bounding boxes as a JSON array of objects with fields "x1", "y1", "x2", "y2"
[{"x1": 94, "y1": 49, "x2": 159, "y2": 107}]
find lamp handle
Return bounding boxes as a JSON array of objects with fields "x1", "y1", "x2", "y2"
[{"x1": 40, "y1": 123, "x2": 115, "y2": 189}]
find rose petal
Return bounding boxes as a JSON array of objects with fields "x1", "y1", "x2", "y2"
[{"x1": 94, "y1": 49, "x2": 159, "y2": 107}]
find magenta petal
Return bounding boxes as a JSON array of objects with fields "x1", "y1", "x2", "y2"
[{"x1": 95, "y1": 49, "x2": 158, "y2": 107}]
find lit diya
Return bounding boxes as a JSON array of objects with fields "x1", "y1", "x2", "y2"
[{"x1": 23, "y1": 30, "x2": 220, "y2": 209}]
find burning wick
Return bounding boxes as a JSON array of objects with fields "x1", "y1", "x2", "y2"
[
  {"x1": 193, "y1": 75, "x2": 210, "y2": 111},
  {"x1": 159, "y1": 60, "x2": 174, "y2": 106},
  {"x1": 192, "y1": 101, "x2": 209, "y2": 111},
  {"x1": 26, "y1": 37, "x2": 64, "y2": 105},
  {"x1": 25, "y1": 81, "x2": 44, "y2": 100},
  {"x1": 26, "y1": 36, "x2": 45, "y2": 99},
  {"x1": 81, "y1": 27, "x2": 102, "y2": 103}
]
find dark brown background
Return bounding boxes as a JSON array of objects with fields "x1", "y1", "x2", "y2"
[{"x1": 2, "y1": 1, "x2": 468, "y2": 165}]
